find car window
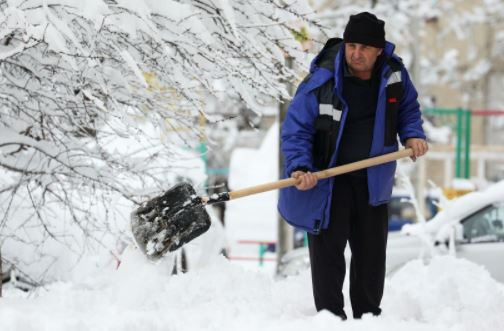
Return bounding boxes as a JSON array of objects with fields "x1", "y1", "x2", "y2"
[
  {"x1": 461, "y1": 203, "x2": 504, "y2": 243},
  {"x1": 389, "y1": 197, "x2": 416, "y2": 221},
  {"x1": 388, "y1": 196, "x2": 438, "y2": 222}
]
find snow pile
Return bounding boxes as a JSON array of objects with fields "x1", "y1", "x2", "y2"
[
  {"x1": 1, "y1": 253, "x2": 503, "y2": 331},
  {"x1": 422, "y1": 119, "x2": 451, "y2": 144},
  {"x1": 385, "y1": 256, "x2": 504, "y2": 330},
  {"x1": 226, "y1": 122, "x2": 279, "y2": 242}
]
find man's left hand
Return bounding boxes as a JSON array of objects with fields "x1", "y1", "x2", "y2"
[{"x1": 405, "y1": 138, "x2": 428, "y2": 161}]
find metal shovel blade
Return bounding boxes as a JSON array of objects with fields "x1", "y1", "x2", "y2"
[{"x1": 131, "y1": 182, "x2": 211, "y2": 261}]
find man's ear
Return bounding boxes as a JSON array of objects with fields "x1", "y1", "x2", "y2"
[{"x1": 378, "y1": 48, "x2": 383, "y2": 56}]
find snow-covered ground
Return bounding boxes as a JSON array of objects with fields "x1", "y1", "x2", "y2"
[
  {"x1": 2, "y1": 1, "x2": 504, "y2": 330},
  {"x1": 4, "y1": 121, "x2": 504, "y2": 331},
  {"x1": 2, "y1": 249, "x2": 504, "y2": 331}
]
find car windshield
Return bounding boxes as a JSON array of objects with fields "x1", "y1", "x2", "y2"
[{"x1": 461, "y1": 203, "x2": 504, "y2": 243}]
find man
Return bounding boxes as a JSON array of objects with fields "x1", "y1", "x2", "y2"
[{"x1": 278, "y1": 12, "x2": 428, "y2": 320}]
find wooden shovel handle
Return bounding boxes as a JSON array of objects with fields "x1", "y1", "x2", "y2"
[{"x1": 228, "y1": 148, "x2": 413, "y2": 200}]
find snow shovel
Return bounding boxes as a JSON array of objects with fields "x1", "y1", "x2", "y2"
[{"x1": 131, "y1": 148, "x2": 413, "y2": 261}]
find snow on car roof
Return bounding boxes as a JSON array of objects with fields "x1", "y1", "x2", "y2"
[{"x1": 402, "y1": 180, "x2": 504, "y2": 241}]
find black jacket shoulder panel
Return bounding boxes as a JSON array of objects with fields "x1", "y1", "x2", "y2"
[
  {"x1": 314, "y1": 38, "x2": 343, "y2": 71},
  {"x1": 386, "y1": 55, "x2": 404, "y2": 73}
]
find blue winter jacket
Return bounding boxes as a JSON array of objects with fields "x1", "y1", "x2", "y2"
[{"x1": 277, "y1": 38, "x2": 426, "y2": 234}]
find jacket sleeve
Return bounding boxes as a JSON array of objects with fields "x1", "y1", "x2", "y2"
[
  {"x1": 281, "y1": 88, "x2": 319, "y2": 177},
  {"x1": 397, "y1": 68, "x2": 427, "y2": 145}
]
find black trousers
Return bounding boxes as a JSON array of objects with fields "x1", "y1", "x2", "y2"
[{"x1": 307, "y1": 174, "x2": 388, "y2": 319}]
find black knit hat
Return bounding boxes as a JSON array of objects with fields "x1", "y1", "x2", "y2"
[{"x1": 343, "y1": 12, "x2": 385, "y2": 48}]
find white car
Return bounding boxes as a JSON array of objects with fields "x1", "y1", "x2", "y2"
[
  {"x1": 400, "y1": 180, "x2": 504, "y2": 282},
  {"x1": 279, "y1": 180, "x2": 504, "y2": 283}
]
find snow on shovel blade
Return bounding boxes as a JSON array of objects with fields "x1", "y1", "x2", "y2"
[{"x1": 131, "y1": 182, "x2": 211, "y2": 261}]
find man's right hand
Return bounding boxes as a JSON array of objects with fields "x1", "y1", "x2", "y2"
[{"x1": 291, "y1": 171, "x2": 318, "y2": 191}]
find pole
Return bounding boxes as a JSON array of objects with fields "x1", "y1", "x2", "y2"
[
  {"x1": 464, "y1": 109, "x2": 471, "y2": 179},
  {"x1": 0, "y1": 246, "x2": 2, "y2": 297},
  {"x1": 277, "y1": 56, "x2": 294, "y2": 273},
  {"x1": 411, "y1": 7, "x2": 424, "y2": 210},
  {"x1": 417, "y1": 156, "x2": 426, "y2": 221},
  {"x1": 456, "y1": 108, "x2": 463, "y2": 178},
  {"x1": 199, "y1": 114, "x2": 208, "y2": 188}
]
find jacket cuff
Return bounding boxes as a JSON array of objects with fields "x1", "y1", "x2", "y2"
[
  {"x1": 289, "y1": 166, "x2": 311, "y2": 177},
  {"x1": 401, "y1": 135, "x2": 427, "y2": 146}
]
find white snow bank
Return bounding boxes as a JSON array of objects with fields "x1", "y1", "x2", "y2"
[
  {"x1": 1, "y1": 254, "x2": 503, "y2": 331},
  {"x1": 226, "y1": 122, "x2": 279, "y2": 242},
  {"x1": 422, "y1": 119, "x2": 451, "y2": 144},
  {"x1": 384, "y1": 256, "x2": 504, "y2": 330}
]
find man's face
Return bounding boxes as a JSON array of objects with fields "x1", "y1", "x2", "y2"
[{"x1": 344, "y1": 42, "x2": 383, "y2": 77}]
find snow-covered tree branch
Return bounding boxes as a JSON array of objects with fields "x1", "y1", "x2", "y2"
[{"x1": 0, "y1": 0, "x2": 321, "y2": 281}]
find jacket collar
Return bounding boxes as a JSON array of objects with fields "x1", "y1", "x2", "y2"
[{"x1": 335, "y1": 40, "x2": 396, "y2": 91}]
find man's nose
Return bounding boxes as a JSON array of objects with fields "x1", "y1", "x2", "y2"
[{"x1": 352, "y1": 49, "x2": 362, "y2": 58}]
